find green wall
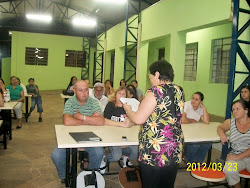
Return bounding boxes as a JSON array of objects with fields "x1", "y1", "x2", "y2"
[
  {"x1": 1, "y1": 57, "x2": 11, "y2": 84},
  {"x1": 184, "y1": 23, "x2": 232, "y2": 117},
  {"x1": 11, "y1": 31, "x2": 84, "y2": 90}
]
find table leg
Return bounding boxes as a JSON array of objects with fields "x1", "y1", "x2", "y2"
[
  {"x1": 206, "y1": 145, "x2": 212, "y2": 165},
  {"x1": 65, "y1": 148, "x2": 70, "y2": 187},
  {"x1": 7, "y1": 110, "x2": 12, "y2": 140},
  {"x1": 71, "y1": 148, "x2": 77, "y2": 188},
  {"x1": 25, "y1": 96, "x2": 29, "y2": 122}
]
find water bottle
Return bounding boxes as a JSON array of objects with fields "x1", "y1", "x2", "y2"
[{"x1": 4, "y1": 89, "x2": 10, "y2": 102}]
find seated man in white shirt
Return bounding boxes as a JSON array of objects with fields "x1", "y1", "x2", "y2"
[{"x1": 90, "y1": 83, "x2": 108, "y2": 113}]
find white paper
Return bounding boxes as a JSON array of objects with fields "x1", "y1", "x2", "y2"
[{"x1": 120, "y1": 97, "x2": 140, "y2": 112}]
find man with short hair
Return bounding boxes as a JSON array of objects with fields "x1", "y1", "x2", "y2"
[
  {"x1": 90, "y1": 82, "x2": 108, "y2": 113},
  {"x1": 51, "y1": 80, "x2": 105, "y2": 182}
]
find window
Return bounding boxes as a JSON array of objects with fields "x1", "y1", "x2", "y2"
[
  {"x1": 65, "y1": 50, "x2": 86, "y2": 67},
  {"x1": 212, "y1": 37, "x2": 231, "y2": 84},
  {"x1": 158, "y1": 48, "x2": 165, "y2": 60},
  {"x1": 25, "y1": 47, "x2": 48, "y2": 66},
  {"x1": 184, "y1": 43, "x2": 198, "y2": 81}
]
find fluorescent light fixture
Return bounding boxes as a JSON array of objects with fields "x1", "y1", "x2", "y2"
[
  {"x1": 72, "y1": 17, "x2": 96, "y2": 27},
  {"x1": 26, "y1": 14, "x2": 52, "y2": 23},
  {"x1": 95, "y1": 0, "x2": 127, "y2": 4}
]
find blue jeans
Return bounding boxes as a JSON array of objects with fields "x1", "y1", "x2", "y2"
[
  {"x1": 186, "y1": 143, "x2": 212, "y2": 163},
  {"x1": 220, "y1": 143, "x2": 229, "y2": 160},
  {"x1": 30, "y1": 96, "x2": 43, "y2": 113},
  {"x1": 51, "y1": 147, "x2": 104, "y2": 179},
  {"x1": 107, "y1": 146, "x2": 138, "y2": 162}
]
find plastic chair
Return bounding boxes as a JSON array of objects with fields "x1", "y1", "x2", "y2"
[
  {"x1": 239, "y1": 169, "x2": 250, "y2": 188},
  {"x1": 191, "y1": 167, "x2": 226, "y2": 188}
]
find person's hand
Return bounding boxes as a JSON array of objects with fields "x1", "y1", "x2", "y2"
[
  {"x1": 200, "y1": 102, "x2": 206, "y2": 109},
  {"x1": 220, "y1": 134, "x2": 228, "y2": 145},
  {"x1": 92, "y1": 111, "x2": 101, "y2": 117},
  {"x1": 73, "y1": 109, "x2": 82, "y2": 120},
  {"x1": 121, "y1": 118, "x2": 132, "y2": 128},
  {"x1": 226, "y1": 154, "x2": 239, "y2": 161},
  {"x1": 32, "y1": 94, "x2": 37, "y2": 97},
  {"x1": 123, "y1": 103, "x2": 132, "y2": 113}
]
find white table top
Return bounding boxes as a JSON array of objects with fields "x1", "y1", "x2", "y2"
[
  {"x1": 0, "y1": 102, "x2": 18, "y2": 110},
  {"x1": 55, "y1": 125, "x2": 140, "y2": 148},
  {"x1": 25, "y1": 94, "x2": 32, "y2": 97},
  {"x1": 60, "y1": 94, "x2": 73, "y2": 99},
  {"x1": 181, "y1": 122, "x2": 221, "y2": 143}
]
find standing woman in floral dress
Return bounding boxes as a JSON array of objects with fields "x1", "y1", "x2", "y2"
[{"x1": 123, "y1": 60, "x2": 184, "y2": 188}]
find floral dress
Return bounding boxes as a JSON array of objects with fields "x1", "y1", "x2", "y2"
[{"x1": 138, "y1": 83, "x2": 184, "y2": 167}]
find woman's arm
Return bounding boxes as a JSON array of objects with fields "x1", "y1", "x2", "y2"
[
  {"x1": 200, "y1": 103, "x2": 210, "y2": 124},
  {"x1": 181, "y1": 112, "x2": 198, "y2": 124},
  {"x1": 123, "y1": 91, "x2": 156, "y2": 125},
  {"x1": 217, "y1": 119, "x2": 230, "y2": 145},
  {"x1": 17, "y1": 90, "x2": 25, "y2": 102},
  {"x1": 0, "y1": 93, "x2": 4, "y2": 107},
  {"x1": 104, "y1": 118, "x2": 131, "y2": 128}
]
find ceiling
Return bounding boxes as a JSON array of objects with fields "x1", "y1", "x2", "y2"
[{"x1": 0, "y1": 0, "x2": 160, "y2": 39}]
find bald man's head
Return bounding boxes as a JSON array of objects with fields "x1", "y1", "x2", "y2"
[{"x1": 73, "y1": 80, "x2": 89, "y2": 103}]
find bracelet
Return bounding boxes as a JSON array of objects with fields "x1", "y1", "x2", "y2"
[{"x1": 83, "y1": 115, "x2": 86, "y2": 122}]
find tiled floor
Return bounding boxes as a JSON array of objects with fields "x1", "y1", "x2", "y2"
[{"x1": 0, "y1": 90, "x2": 232, "y2": 188}]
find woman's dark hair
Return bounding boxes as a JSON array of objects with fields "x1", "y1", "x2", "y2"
[
  {"x1": 193, "y1": 91, "x2": 204, "y2": 101},
  {"x1": 149, "y1": 60, "x2": 174, "y2": 82},
  {"x1": 0, "y1": 78, "x2": 5, "y2": 94},
  {"x1": 126, "y1": 84, "x2": 138, "y2": 100},
  {"x1": 105, "y1": 79, "x2": 113, "y2": 87},
  {"x1": 68, "y1": 76, "x2": 77, "y2": 88},
  {"x1": 240, "y1": 85, "x2": 250, "y2": 99},
  {"x1": 131, "y1": 80, "x2": 138, "y2": 84},
  {"x1": 126, "y1": 87, "x2": 136, "y2": 99},
  {"x1": 120, "y1": 79, "x2": 126, "y2": 86},
  {"x1": 232, "y1": 99, "x2": 250, "y2": 117}
]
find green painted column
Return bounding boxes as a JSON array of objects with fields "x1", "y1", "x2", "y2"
[
  {"x1": 169, "y1": 31, "x2": 186, "y2": 87},
  {"x1": 1, "y1": 57, "x2": 11, "y2": 83},
  {"x1": 104, "y1": 51, "x2": 111, "y2": 82},
  {"x1": 113, "y1": 47, "x2": 124, "y2": 89},
  {"x1": 137, "y1": 41, "x2": 149, "y2": 94}
]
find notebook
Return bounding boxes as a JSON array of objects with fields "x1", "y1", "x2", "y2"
[{"x1": 69, "y1": 132, "x2": 102, "y2": 143}]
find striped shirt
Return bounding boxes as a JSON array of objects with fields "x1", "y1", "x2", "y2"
[
  {"x1": 229, "y1": 118, "x2": 250, "y2": 155},
  {"x1": 63, "y1": 95, "x2": 102, "y2": 116}
]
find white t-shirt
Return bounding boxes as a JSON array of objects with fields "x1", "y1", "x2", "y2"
[
  {"x1": 90, "y1": 94, "x2": 108, "y2": 113},
  {"x1": 184, "y1": 101, "x2": 203, "y2": 122},
  {"x1": 20, "y1": 83, "x2": 27, "y2": 95}
]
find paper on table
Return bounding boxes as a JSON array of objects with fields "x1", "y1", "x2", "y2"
[{"x1": 120, "y1": 97, "x2": 140, "y2": 112}]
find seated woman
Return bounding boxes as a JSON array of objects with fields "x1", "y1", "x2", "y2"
[
  {"x1": 217, "y1": 99, "x2": 250, "y2": 188},
  {"x1": 240, "y1": 85, "x2": 250, "y2": 105},
  {"x1": 220, "y1": 85, "x2": 250, "y2": 161},
  {"x1": 120, "y1": 79, "x2": 126, "y2": 87},
  {"x1": 104, "y1": 79, "x2": 114, "y2": 97},
  {"x1": 126, "y1": 84, "x2": 138, "y2": 100},
  {"x1": 66, "y1": 76, "x2": 77, "y2": 94},
  {"x1": 182, "y1": 91, "x2": 211, "y2": 163},
  {"x1": 104, "y1": 86, "x2": 138, "y2": 167},
  {"x1": 6, "y1": 76, "x2": 24, "y2": 129}
]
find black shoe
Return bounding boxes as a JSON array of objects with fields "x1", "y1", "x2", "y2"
[
  {"x1": 16, "y1": 126, "x2": 22, "y2": 129},
  {"x1": 61, "y1": 179, "x2": 66, "y2": 184},
  {"x1": 39, "y1": 118, "x2": 42, "y2": 122},
  {"x1": 26, "y1": 112, "x2": 30, "y2": 119}
]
